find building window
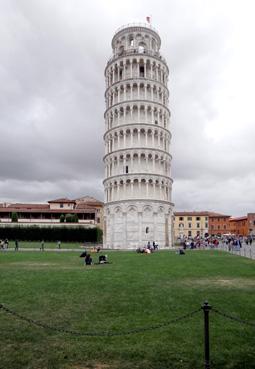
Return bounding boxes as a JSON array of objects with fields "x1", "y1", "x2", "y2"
[
  {"x1": 205, "y1": 217, "x2": 208, "y2": 221},
  {"x1": 125, "y1": 166, "x2": 128, "y2": 174},
  {"x1": 205, "y1": 223, "x2": 208, "y2": 228},
  {"x1": 218, "y1": 225, "x2": 220, "y2": 230},
  {"x1": 197, "y1": 231, "x2": 200, "y2": 236},
  {"x1": 179, "y1": 217, "x2": 183, "y2": 221},
  {"x1": 224, "y1": 225, "x2": 226, "y2": 229},
  {"x1": 60, "y1": 204, "x2": 63, "y2": 208},
  {"x1": 188, "y1": 223, "x2": 192, "y2": 228},
  {"x1": 145, "y1": 227, "x2": 149, "y2": 234},
  {"x1": 188, "y1": 231, "x2": 192, "y2": 236},
  {"x1": 139, "y1": 65, "x2": 144, "y2": 77},
  {"x1": 97, "y1": 218, "x2": 100, "y2": 223},
  {"x1": 197, "y1": 223, "x2": 200, "y2": 228},
  {"x1": 196, "y1": 217, "x2": 200, "y2": 221},
  {"x1": 187, "y1": 217, "x2": 192, "y2": 221},
  {"x1": 179, "y1": 223, "x2": 184, "y2": 228},
  {"x1": 211, "y1": 225, "x2": 214, "y2": 230}
]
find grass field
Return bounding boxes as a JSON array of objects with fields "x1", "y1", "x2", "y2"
[{"x1": 0, "y1": 250, "x2": 254, "y2": 369}]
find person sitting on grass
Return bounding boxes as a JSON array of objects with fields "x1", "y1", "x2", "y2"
[
  {"x1": 178, "y1": 248, "x2": 185, "y2": 255},
  {"x1": 85, "y1": 254, "x2": 93, "y2": 265},
  {"x1": 99, "y1": 254, "x2": 108, "y2": 264}
]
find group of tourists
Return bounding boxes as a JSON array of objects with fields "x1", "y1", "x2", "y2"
[
  {"x1": 222, "y1": 236, "x2": 253, "y2": 251},
  {"x1": 178, "y1": 234, "x2": 254, "y2": 252},
  {"x1": 136, "y1": 241, "x2": 159, "y2": 254},
  {"x1": 181, "y1": 238, "x2": 220, "y2": 250},
  {"x1": 80, "y1": 250, "x2": 109, "y2": 265}
]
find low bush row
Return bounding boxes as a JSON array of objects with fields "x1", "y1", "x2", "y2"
[{"x1": 0, "y1": 225, "x2": 102, "y2": 242}]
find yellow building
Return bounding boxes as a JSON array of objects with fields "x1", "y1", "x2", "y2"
[{"x1": 173, "y1": 212, "x2": 210, "y2": 239}]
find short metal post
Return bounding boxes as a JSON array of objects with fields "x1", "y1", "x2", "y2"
[{"x1": 201, "y1": 301, "x2": 212, "y2": 369}]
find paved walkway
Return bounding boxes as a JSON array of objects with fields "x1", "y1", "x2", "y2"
[{"x1": 1, "y1": 248, "x2": 89, "y2": 253}]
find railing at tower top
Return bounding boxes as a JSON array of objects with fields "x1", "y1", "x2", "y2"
[
  {"x1": 106, "y1": 48, "x2": 168, "y2": 67},
  {"x1": 113, "y1": 23, "x2": 159, "y2": 36}
]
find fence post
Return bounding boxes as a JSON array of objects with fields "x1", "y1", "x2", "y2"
[{"x1": 201, "y1": 301, "x2": 212, "y2": 369}]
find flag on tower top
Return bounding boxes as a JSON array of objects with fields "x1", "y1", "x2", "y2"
[{"x1": 146, "y1": 16, "x2": 151, "y2": 24}]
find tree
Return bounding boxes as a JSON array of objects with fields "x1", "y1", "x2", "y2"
[
  {"x1": 73, "y1": 214, "x2": 79, "y2": 223},
  {"x1": 60, "y1": 214, "x2": 65, "y2": 223},
  {"x1": 65, "y1": 214, "x2": 73, "y2": 223},
  {"x1": 11, "y1": 212, "x2": 18, "y2": 223}
]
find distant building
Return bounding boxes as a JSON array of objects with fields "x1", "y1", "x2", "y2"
[
  {"x1": 229, "y1": 216, "x2": 249, "y2": 236},
  {"x1": 208, "y1": 213, "x2": 231, "y2": 235},
  {"x1": 0, "y1": 196, "x2": 103, "y2": 228},
  {"x1": 173, "y1": 212, "x2": 209, "y2": 239},
  {"x1": 247, "y1": 213, "x2": 255, "y2": 236}
]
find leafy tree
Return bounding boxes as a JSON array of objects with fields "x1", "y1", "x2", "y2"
[
  {"x1": 73, "y1": 214, "x2": 79, "y2": 223},
  {"x1": 60, "y1": 214, "x2": 65, "y2": 223},
  {"x1": 65, "y1": 214, "x2": 73, "y2": 223},
  {"x1": 11, "y1": 212, "x2": 18, "y2": 223}
]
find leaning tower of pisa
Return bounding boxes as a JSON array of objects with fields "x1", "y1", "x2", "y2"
[{"x1": 103, "y1": 23, "x2": 173, "y2": 249}]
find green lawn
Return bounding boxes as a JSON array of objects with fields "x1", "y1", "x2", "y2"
[{"x1": 0, "y1": 250, "x2": 254, "y2": 369}]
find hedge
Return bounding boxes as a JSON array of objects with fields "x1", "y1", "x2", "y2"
[{"x1": 0, "y1": 225, "x2": 103, "y2": 243}]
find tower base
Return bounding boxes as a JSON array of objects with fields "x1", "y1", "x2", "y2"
[{"x1": 103, "y1": 200, "x2": 173, "y2": 249}]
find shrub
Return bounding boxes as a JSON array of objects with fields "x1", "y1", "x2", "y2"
[
  {"x1": 73, "y1": 214, "x2": 79, "y2": 223},
  {"x1": 0, "y1": 225, "x2": 101, "y2": 242},
  {"x1": 11, "y1": 212, "x2": 18, "y2": 223},
  {"x1": 65, "y1": 214, "x2": 73, "y2": 223}
]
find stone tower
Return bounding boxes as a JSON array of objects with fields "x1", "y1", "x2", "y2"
[{"x1": 103, "y1": 23, "x2": 173, "y2": 249}]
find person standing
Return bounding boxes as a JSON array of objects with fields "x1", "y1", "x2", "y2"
[
  {"x1": 40, "y1": 240, "x2": 44, "y2": 251},
  {"x1": 15, "y1": 240, "x2": 19, "y2": 251},
  {"x1": 57, "y1": 240, "x2": 61, "y2": 249},
  {"x1": 4, "y1": 239, "x2": 9, "y2": 249}
]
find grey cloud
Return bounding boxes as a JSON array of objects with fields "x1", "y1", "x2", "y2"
[{"x1": 0, "y1": 0, "x2": 254, "y2": 216}]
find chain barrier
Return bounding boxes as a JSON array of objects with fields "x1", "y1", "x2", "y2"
[
  {"x1": 0, "y1": 304, "x2": 200, "y2": 337},
  {"x1": 1, "y1": 303, "x2": 254, "y2": 338},
  {"x1": 212, "y1": 307, "x2": 255, "y2": 328}
]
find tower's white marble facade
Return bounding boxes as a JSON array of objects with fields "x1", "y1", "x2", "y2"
[{"x1": 103, "y1": 23, "x2": 173, "y2": 249}]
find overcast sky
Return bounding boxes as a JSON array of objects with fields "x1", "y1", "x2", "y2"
[{"x1": 1, "y1": 0, "x2": 255, "y2": 216}]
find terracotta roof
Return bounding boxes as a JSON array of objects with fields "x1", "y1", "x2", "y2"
[
  {"x1": 48, "y1": 198, "x2": 76, "y2": 204},
  {"x1": 6, "y1": 203, "x2": 49, "y2": 210},
  {"x1": 76, "y1": 203, "x2": 97, "y2": 210},
  {"x1": 174, "y1": 211, "x2": 231, "y2": 217},
  {"x1": 75, "y1": 196, "x2": 103, "y2": 205},
  {"x1": 174, "y1": 211, "x2": 211, "y2": 216},
  {"x1": 229, "y1": 216, "x2": 248, "y2": 221},
  {"x1": 208, "y1": 212, "x2": 231, "y2": 218},
  {"x1": 0, "y1": 207, "x2": 96, "y2": 214}
]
